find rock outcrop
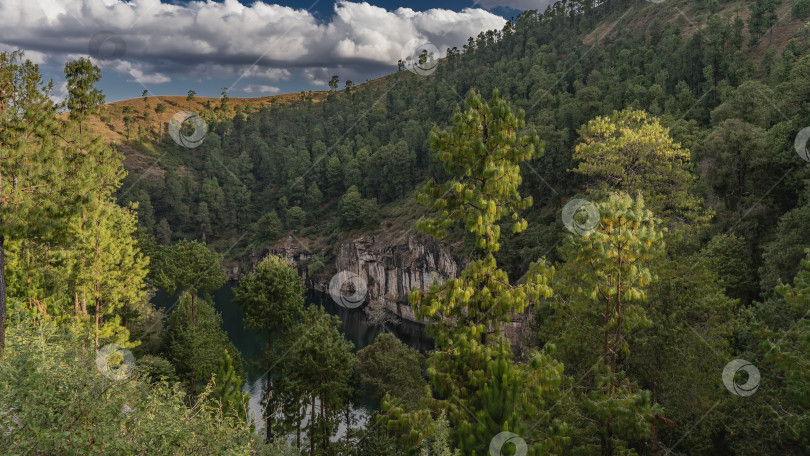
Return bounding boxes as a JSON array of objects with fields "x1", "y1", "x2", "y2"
[{"x1": 262, "y1": 234, "x2": 465, "y2": 324}]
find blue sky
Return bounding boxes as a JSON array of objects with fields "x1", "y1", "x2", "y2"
[{"x1": 0, "y1": 0, "x2": 546, "y2": 102}]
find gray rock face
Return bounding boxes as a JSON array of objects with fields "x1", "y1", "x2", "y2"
[
  {"x1": 328, "y1": 235, "x2": 463, "y2": 322},
  {"x1": 261, "y1": 235, "x2": 464, "y2": 323},
  {"x1": 254, "y1": 234, "x2": 531, "y2": 349}
]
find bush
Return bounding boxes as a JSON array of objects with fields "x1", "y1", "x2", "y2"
[
  {"x1": 136, "y1": 354, "x2": 178, "y2": 383},
  {"x1": 0, "y1": 322, "x2": 261, "y2": 455}
]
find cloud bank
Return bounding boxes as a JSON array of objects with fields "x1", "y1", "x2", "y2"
[{"x1": 0, "y1": 0, "x2": 506, "y2": 88}]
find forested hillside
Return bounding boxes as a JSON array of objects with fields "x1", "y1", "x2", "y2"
[
  {"x1": 2, "y1": 0, "x2": 810, "y2": 454},
  {"x1": 120, "y1": 0, "x2": 809, "y2": 299}
]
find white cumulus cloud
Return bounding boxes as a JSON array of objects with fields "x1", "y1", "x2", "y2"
[
  {"x1": 241, "y1": 84, "x2": 281, "y2": 94},
  {"x1": 0, "y1": 0, "x2": 507, "y2": 89}
]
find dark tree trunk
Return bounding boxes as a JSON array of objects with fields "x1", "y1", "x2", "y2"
[
  {"x1": 191, "y1": 293, "x2": 196, "y2": 326},
  {"x1": 94, "y1": 298, "x2": 101, "y2": 350},
  {"x1": 0, "y1": 233, "x2": 6, "y2": 354},
  {"x1": 310, "y1": 398, "x2": 316, "y2": 456},
  {"x1": 265, "y1": 338, "x2": 274, "y2": 443},
  {"x1": 296, "y1": 405, "x2": 302, "y2": 449}
]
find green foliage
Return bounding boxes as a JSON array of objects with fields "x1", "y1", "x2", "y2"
[
  {"x1": 546, "y1": 192, "x2": 665, "y2": 455},
  {"x1": 702, "y1": 233, "x2": 757, "y2": 303},
  {"x1": 63, "y1": 57, "x2": 104, "y2": 132},
  {"x1": 283, "y1": 305, "x2": 356, "y2": 454},
  {"x1": 8, "y1": 2, "x2": 810, "y2": 454},
  {"x1": 733, "y1": 252, "x2": 810, "y2": 454},
  {"x1": 156, "y1": 218, "x2": 172, "y2": 245},
  {"x1": 163, "y1": 292, "x2": 243, "y2": 394},
  {"x1": 236, "y1": 254, "x2": 305, "y2": 337},
  {"x1": 356, "y1": 332, "x2": 426, "y2": 410},
  {"x1": 136, "y1": 354, "x2": 178, "y2": 383},
  {"x1": 628, "y1": 253, "x2": 739, "y2": 453},
  {"x1": 0, "y1": 322, "x2": 258, "y2": 455},
  {"x1": 153, "y1": 239, "x2": 227, "y2": 317},
  {"x1": 396, "y1": 90, "x2": 566, "y2": 455},
  {"x1": 572, "y1": 108, "x2": 707, "y2": 233},
  {"x1": 235, "y1": 254, "x2": 305, "y2": 442},
  {"x1": 211, "y1": 350, "x2": 251, "y2": 425},
  {"x1": 793, "y1": 0, "x2": 810, "y2": 19},
  {"x1": 0, "y1": 52, "x2": 150, "y2": 352},
  {"x1": 338, "y1": 185, "x2": 379, "y2": 230},
  {"x1": 759, "y1": 200, "x2": 810, "y2": 295},
  {"x1": 285, "y1": 206, "x2": 306, "y2": 231},
  {"x1": 254, "y1": 210, "x2": 284, "y2": 244},
  {"x1": 417, "y1": 89, "x2": 538, "y2": 252}
]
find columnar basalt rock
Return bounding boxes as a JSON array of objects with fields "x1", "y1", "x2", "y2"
[
  {"x1": 258, "y1": 235, "x2": 464, "y2": 323},
  {"x1": 329, "y1": 235, "x2": 463, "y2": 322}
]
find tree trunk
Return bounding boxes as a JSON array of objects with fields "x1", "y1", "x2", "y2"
[
  {"x1": 0, "y1": 232, "x2": 7, "y2": 354},
  {"x1": 321, "y1": 396, "x2": 329, "y2": 449},
  {"x1": 612, "y1": 243, "x2": 623, "y2": 377},
  {"x1": 651, "y1": 356, "x2": 660, "y2": 456},
  {"x1": 265, "y1": 338, "x2": 274, "y2": 443},
  {"x1": 94, "y1": 298, "x2": 101, "y2": 350},
  {"x1": 296, "y1": 404, "x2": 302, "y2": 449},
  {"x1": 191, "y1": 293, "x2": 196, "y2": 326},
  {"x1": 310, "y1": 397, "x2": 316, "y2": 456},
  {"x1": 73, "y1": 286, "x2": 80, "y2": 317},
  {"x1": 345, "y1": 404, "x2": 351, "y2": 447}
]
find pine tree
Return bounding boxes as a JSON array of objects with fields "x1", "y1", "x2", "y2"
[
  {"x1": 164, "y1": 292, "x2": 243, "y2": 397},
  {"x1": 285, "y1": 305, "x2": 356, "y2": 454},
  {"x1": 0, "y1": 52, "x2": 108, "y2": 351},
  {"x1": 388, "y1": 89, "x2": 566, "y2": 455},
  {"x1": 63, "y1": 57, "x2": 104, "y2": 135},
  {"x1": 154, "y1": 239, "x2": 226, "y2": 325},
  {"x1": 235, "y1": 254, "x2": 305, "y2": 443},
  {"x1": 211, "y1": 350, "x2": 251, "y2": 425},
  {"x1": 572, "y1": 108, "x2": 707, "y2": 236},
  {"x1": 548, "y1": 192, "x2": 664, "y2": 455}
]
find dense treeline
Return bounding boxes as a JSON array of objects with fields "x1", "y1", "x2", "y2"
[
  {"x1": 124, "y1": 0, "x2": 808, "y2": 303},
  {"x1": 2, "y1": 0, "x2": 810, "y2": 455}
]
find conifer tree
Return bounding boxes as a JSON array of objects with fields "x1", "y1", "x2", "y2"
[
  {"x1": 164, "y1": 292, "x2": 242, "y2": 397},
  {"x1": 285, "y1": 305, "x2": 355, "y2": 455},
  {"x1": 64, "y1": 57, "x2": 104, "y2": 135},
  {"x1": 211, "y1": 350, "x2": 251, "y2": 425},
  {"x1": 0, "y1": 52, "x2": 112, "y2": 351},
  {"x1": 548, "y1": 192, "x2": 665, "y2": 455},
  {"x1": 154, "y1": 239, "x2": 226, "y2": 325},
  {"x1": 235, "y1": 254, "x2": 305, "y2": 443},
  {"x1": 572, "y1": 109, "x2": 707, "y2": 236},
  {"x1": 388, "y1": 89, "x2": 566, "y2": 455}
]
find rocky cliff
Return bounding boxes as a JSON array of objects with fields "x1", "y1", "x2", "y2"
[{"x1": 262, "y1": 234, "x2": 465, "y2": 324}]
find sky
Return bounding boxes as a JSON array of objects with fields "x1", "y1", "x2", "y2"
[{"x1": 1, "y1": 0, "x2": 556, "y2": 102}]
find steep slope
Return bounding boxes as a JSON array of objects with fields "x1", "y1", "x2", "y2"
[{"x1": 114, "y1": 0, "x2": 810, "y2": 306}]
